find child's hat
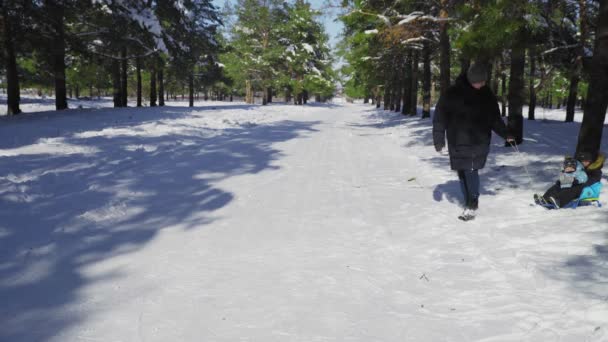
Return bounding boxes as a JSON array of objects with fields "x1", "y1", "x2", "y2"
[{"x1": 563, "y1": 157, "x2": 577, "y2": 170}]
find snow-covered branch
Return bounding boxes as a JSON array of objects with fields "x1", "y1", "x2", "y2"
[{"x1": 542, "y1": 44, "x2": 579, "y2": 55}]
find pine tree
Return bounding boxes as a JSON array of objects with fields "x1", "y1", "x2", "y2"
[{"x1": 576, "y1": 0, "x2": 608, "y2": 155}]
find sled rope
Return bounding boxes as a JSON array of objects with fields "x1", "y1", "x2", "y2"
[{"x1": 508, "y1": 141, "x2": 534, "y2": 186}]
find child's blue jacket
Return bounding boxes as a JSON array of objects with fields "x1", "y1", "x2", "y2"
[{"x1": 559, "y1": 160, "x2": 588, "y2": 188}]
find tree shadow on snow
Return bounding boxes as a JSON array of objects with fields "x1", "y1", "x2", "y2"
[
  {"x1": 0, "y1": 105, "x2": 320, "y2": 342},
  {"x1": 359, "y1": 105, "x2": 608, "y2": 301},
  {"x1": 0, "y1": 103, "x2": 264, "y2": 149}
]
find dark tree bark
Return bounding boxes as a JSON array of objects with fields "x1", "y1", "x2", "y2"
[
  {"x1": 402, "y1": 54, "x2": 412, "y2": 115},
  {"x1": 136, "y1": 57, "x2": 142, "y2": 107},
  {"x1": 576, "y1": 0, "x2": 608, "y2": 155},
  {"x1": 410, "y1": 51, "x2": 419, "y2": 116},
  {"x1": 501, "y1": 72, "x2": 507, "y2": 116},
  {"x1": 188, "y1": 73, "x2": 194, "y2": 107},
  {"x1": 491, "y1": 61, "x2": 500, "y2": 95},
  {"x1": 267, "y1": 87, "x2": 273, "y2": 103},
  {"x1": 567, "y1": 0, "x2": 589, "y2": 122},
  {"x1": 439, "y1": 0, "x2": 451, "y2": 98},
  {"x1": 46, "y1": 0, "x2": 68, "y2": 110},
  {"x1": 459, "y1": 57, "x2": 470, "y2": 78},
  {"x1": 507, "y1": 39, "x2": 526, "y2": 144},
  {"x1": 112, "y1": 59, "x2": 122, "y2": 107},
  {"x1": 158, "y1": 61, "x2": 165, "y2": 106},
  {"x1": 565, "y1": 75, "x2": 579, "y2": 122},
  {"x1": 422, "y1": 42, "x2": 432, "y2": 118},
  {"x1": 486, "y1": 61, "x2": 493, "y2": 86},
  {"x1": 120, "y1": 47, "x2": 128, "y2": 107},
  {"x1": 394, "y1": 65, "x2": 403, "y2": 113},
  {"x1": 528, "y1": 47, "x2": 537, "y2": 120},
  {"x1": 150, "y1": 62, "x2": 157, "y2": 107},
  {"x1": 390, "y1": 56, "x2": 400, "y2": 111},
  {"x1": 383, "y1": 79, "x2": 391, "y2": 111},
  {"x1": 2, "y1": 5, "x2": 21, "y2": 115}
]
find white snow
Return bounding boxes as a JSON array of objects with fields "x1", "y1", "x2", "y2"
[
  {"x1": 0, "y1": 100, "x2": 607, "y2": 341},
  {"x1": 302, "y1": 43, "x2": 315, "y2": 54}
]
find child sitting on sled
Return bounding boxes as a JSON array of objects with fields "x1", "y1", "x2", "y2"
[{"x1": 535, "y1": 151, "x2": 604, "y2": 208}]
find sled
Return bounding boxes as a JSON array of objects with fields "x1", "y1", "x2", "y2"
[{"x1": 538, "y1": 182, "x2": 603, "y2": 209}]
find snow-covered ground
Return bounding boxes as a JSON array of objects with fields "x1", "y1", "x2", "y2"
[{"x1": 0, "y1": 101, "x2": 607, "y2": 342}]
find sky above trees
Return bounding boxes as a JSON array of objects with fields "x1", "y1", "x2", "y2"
[{"x1": 213, "y1": 0, "x2": 345, "y2": 48}]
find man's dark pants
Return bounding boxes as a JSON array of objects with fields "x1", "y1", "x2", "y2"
[{"x1": 458, "y1": 169, "x2": 479, "y2": 209}]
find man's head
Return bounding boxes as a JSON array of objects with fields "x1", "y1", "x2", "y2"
[{"x1": 467, "y1": 63, "x2": 488, "y2": 89}]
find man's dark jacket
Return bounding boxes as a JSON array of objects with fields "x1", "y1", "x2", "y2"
[{"x1": 433, "y1": 75, "x2": 508, "y2": 170}]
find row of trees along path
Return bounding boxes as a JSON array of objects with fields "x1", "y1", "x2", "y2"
[
  {"x1": 338, "y1": 0, "x2": 607, "y2": 154},
  {"x1": 2, "y1": 0, "x2": 222, "y2": 113},
  {"x1": 1, "y1": 0, "x2": 338, "y2": 112}
]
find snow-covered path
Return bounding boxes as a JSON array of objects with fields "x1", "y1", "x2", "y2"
[{"x1": 1, "y1": 103, "x2": 607, "y2": 341}]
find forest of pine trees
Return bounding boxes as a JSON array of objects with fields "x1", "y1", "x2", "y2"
[
  {"x1": 1, "y1": 0, "x2": 606, "y2": 151},
  {"x1": 0, "y1": 0, "x2": 335, "y2": 110},
  {"x1": 1, "y1": 0, "x2": 223, "y2": 112},
  {"x1": 338, "y1": 0, "x2": 607, "y2": 153}
]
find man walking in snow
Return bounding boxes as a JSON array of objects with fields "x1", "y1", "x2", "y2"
[{"x1": 432, "y1": 62, "x2": 514, "y2": 221}]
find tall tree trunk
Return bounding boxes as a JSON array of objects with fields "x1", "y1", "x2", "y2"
[
  {"x1": 158, "y1": 60, "x2": 165, "y2": 106},
  {"x1": 120, "y1": 47, "x2": 128, "y2": 107},
  {"x1": 390, "y1": 57, "x2": 399, "y2": 111},
  {"x1": 383, "y1": 79, "x2": 390, "y2": 111},
  {"x1": 47, "y1": 0, "x2": 68, "y2": 110},
  {"x1": 267, "y1": 87, "x2": 272, "y2": 103},
  {"x1": 528, "y1": 47, "x2": 537, "y2": 120},
  {"x1": 507, "y1": 40, "x2": 526, "y2": 144},
  {"x1": 439, "y1": 0, "x2": 451, "y2": 98},
  {"x1": 491, "y1": 61, "x2": 500, "y2": 94},
  {"x1": 410, "y1": 51, "x2": 419, "y2": 116},
  {"x1": 501, "y1": 72, "x2": 507, "y2": 116},
  {"x1": 576, "y1": 0, "x2": 608, "y2": 155},
  {"x1": 188, "y1": 73, "x2": 194, "y2": 107},
  {"x1": 112, "y1": 59, "x2": 121, "y2": 107},
  {"x1": 262, "y1": 87, "x2": 268, "y2": 105},
  {"x1": 565, "y1": 75, "x2": 579, "y2": 122},
  {"x1": 394, "y1": 61, "x2": 403, "y2": 113},
  {"x1": 402, "y1": 54, "x2": 412, "y2": 115},
  {"x1": 2, "y1": 5, "x2": 21, "y2": 115},
  {"x1": 422, "y1": 42, "x2": 432, "y2": 118},
  {"x1": 136, "y1": 57, "x2": 142, "y2": 107},
  {"x1": 150, "y1": 62, "x2": 157, "y2": 107},
  {"x1": 567, "y1": 0, "x2": 590, "y2": 121},
  {"x1": 245, "y1": 80, "x2": 253, "y2": 104},
  {"x1": 459, "y1": 57, "x2": 470, "y2": 78},
  {"x1": 486, "y1": 61, "x2": 493, "y2": 86}
]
